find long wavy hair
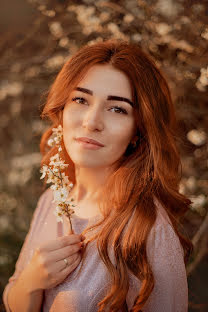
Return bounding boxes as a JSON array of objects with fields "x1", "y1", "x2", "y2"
[{"x1": 39, "y1": 39, "x2": 193, "y2": 312}]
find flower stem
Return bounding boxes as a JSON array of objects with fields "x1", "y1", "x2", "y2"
[
  {"x1": 66, "y1": 207, "x2": 73, "y2": 232},
  {"x1": 59, "y1": 168, "x2": 63, "y2": 188},
  {"x1": 48, "y1": 167, "x2": 60, "y2": 179}
]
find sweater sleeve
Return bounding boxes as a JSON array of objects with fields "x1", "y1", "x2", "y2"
[
  {"x1": 143, "y1": 222, "x2": 188, "y2": 312},
  {"x1": 126, "y1": 221, "x2": 188, "y2": 312},
  {"x1": 2, "y1": 188, "x2": 50, "y2": 312}
]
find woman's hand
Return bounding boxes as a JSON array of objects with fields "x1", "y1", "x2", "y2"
[{"x1": 24, "y1": 233, "x2": 84, "y2": 291}]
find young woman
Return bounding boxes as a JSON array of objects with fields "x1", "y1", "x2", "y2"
[{"x1": 3, "y1": 39, "x2": 193, "y2": 312}]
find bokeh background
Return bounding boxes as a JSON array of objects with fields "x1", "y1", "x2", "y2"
[{"x1": 0, "y1": 0, "x2": 207, "y2": 311}]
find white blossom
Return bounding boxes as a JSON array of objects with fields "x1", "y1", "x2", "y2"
[
  {"x1": 40, "y1": 165, "x2": 49, "y2": 179},
  {"x1": 50, "y1": 184, "x2": 59, "y2": 191},
  {"x1": 50, "y1": 153, "x2": 60, "y2": 162},
  {"x1": 52, "y1": 187, "x2": 69, "y2": 203},
  {"x1": 53, "y1": 206, "x2": 64, "y2": 223},
  {"x1": 40, "y1": 125, "x2": 75, "y2": 229},
  {"x1": 47, "y1": 138, "x2": 54, "y2": 146}
]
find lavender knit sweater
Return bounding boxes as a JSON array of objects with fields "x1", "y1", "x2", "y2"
[{"x1": 3, "y1": 188, "x2": 188, "y2": 311}]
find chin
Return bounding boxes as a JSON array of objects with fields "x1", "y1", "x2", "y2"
[{"x1": 68, "y1": 155, "x2": 103, "y2": 168}]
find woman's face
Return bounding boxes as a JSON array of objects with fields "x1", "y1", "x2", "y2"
[{"x1": 63, "y1": 64, "x2": 137, "y2": 169}]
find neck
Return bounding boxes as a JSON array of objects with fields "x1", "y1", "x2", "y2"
[{"x1": 68, "y1": 165, "x2": 114, "y2": 203}]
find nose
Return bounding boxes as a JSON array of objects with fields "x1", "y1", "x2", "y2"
[{"x1": 82, "y1": 103, "x2": 104, "y2": 131}]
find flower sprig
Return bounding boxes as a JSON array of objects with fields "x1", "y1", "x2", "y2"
[{"x1": 40, "y1": 124, "x2": 76, "y2": 232}]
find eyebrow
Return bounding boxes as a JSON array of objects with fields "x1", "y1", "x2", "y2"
[{"x1": 74, "y1": 87, "x2": 134, "y2": 107}]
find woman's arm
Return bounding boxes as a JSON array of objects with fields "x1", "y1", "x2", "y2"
[
  {"x1": 126, "y1": 221, "x2": 188, "y2": 312},
  {"x1": 2, "y1": 188, "x2": 50, "y2": 312},
  {"x1": 144, "y1": 222, "x2": 188, "y2": 312},
  {"x1": 7, "y1": 266, "x2": 44, "y2": 312}
]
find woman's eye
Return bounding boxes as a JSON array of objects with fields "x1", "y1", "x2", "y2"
[
  {"x1": 71, "y1": 98, "x2": 127, "y2": 115},
  {"x1": 72, "y1": 97, "x2": 87, "y2": 104},
  {"x1": 110, "y1": 106, "x2": 128, "y2": 114}
]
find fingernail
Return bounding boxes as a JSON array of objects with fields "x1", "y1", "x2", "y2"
[{"x1": 80, "y1": 234, "x2": 86, "y2": 241}]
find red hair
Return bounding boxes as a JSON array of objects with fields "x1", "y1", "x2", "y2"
[{"x1": 39, "y1": 39, "x2": 193, "y2": 311}]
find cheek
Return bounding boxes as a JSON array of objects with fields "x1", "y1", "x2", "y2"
[
  {"x1": 108, "y1": 122, "x2": 135, "y2": 155},
  {"x1": 63, "y1": 106, "x2": 80, "y2": 132},
  {"x1": 62, "y1": 110, "x2": 75, "y2": 148},
  {"x1": 110, "y1": 120, "x2": 135, "y2": 143}
]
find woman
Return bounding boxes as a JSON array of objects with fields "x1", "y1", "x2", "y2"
[{"x1": 3, "y1": 39, "x2": 193, "y2": 312}]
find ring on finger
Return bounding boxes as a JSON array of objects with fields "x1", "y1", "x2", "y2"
[{"x1": 63, "y1": 258, "x2": 68, "y2": 267}]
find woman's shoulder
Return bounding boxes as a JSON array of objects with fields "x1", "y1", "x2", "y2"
[
  {"x1": 37, "y1": 187, "x2": 53, "y2": 207},
  {"x1": 153, "y1": 196, "x2": 172, "y2": 228},
  {"x1": 28, "y1": 187, "x2": 53, "y2": 227},
  {"x1": 148, "y1": 196, "x2": 184, "y2": 257},
  {"x1": 30, "y1": 187, "x2": 54, "y2": 223}
]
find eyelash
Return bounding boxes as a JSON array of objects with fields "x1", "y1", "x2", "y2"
[{"x1": 71, "y1": 97, "x2": 128, "y2": 115}]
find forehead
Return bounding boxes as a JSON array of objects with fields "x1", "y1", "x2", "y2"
[{"x1": 75, "y1": 64, "x2": 133, "y2": 100}]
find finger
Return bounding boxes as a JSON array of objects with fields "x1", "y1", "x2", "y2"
[
  {"x1": 51, "y1": 253, "x2": 81, "y2": 279},
  {"x1": 50, "y1": 242, "x2": 83, "y2": 262},
  {"x1": 59, "y1": 252, "x2": 80, "y2": 271},
  {"x1": 68, "y1": 227, "x2": 75, "y2": 235},
  {"x1": 58, "y1": 253, "x2": 81, "y2": 275},
  {"x1": 45, "y1": 252, "x2": 80, "y2": 279},
  {"x1": 40, "y1": 234, "x2": 82, "y2": 252}
]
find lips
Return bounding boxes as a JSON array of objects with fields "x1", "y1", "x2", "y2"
[{"x1": 76, "y1": 137, "x2": 104, "y2": 147}]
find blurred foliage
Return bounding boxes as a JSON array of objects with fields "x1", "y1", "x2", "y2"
[{"x1": 0, "y1": 0, "x2": 207, "y2": 311}]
